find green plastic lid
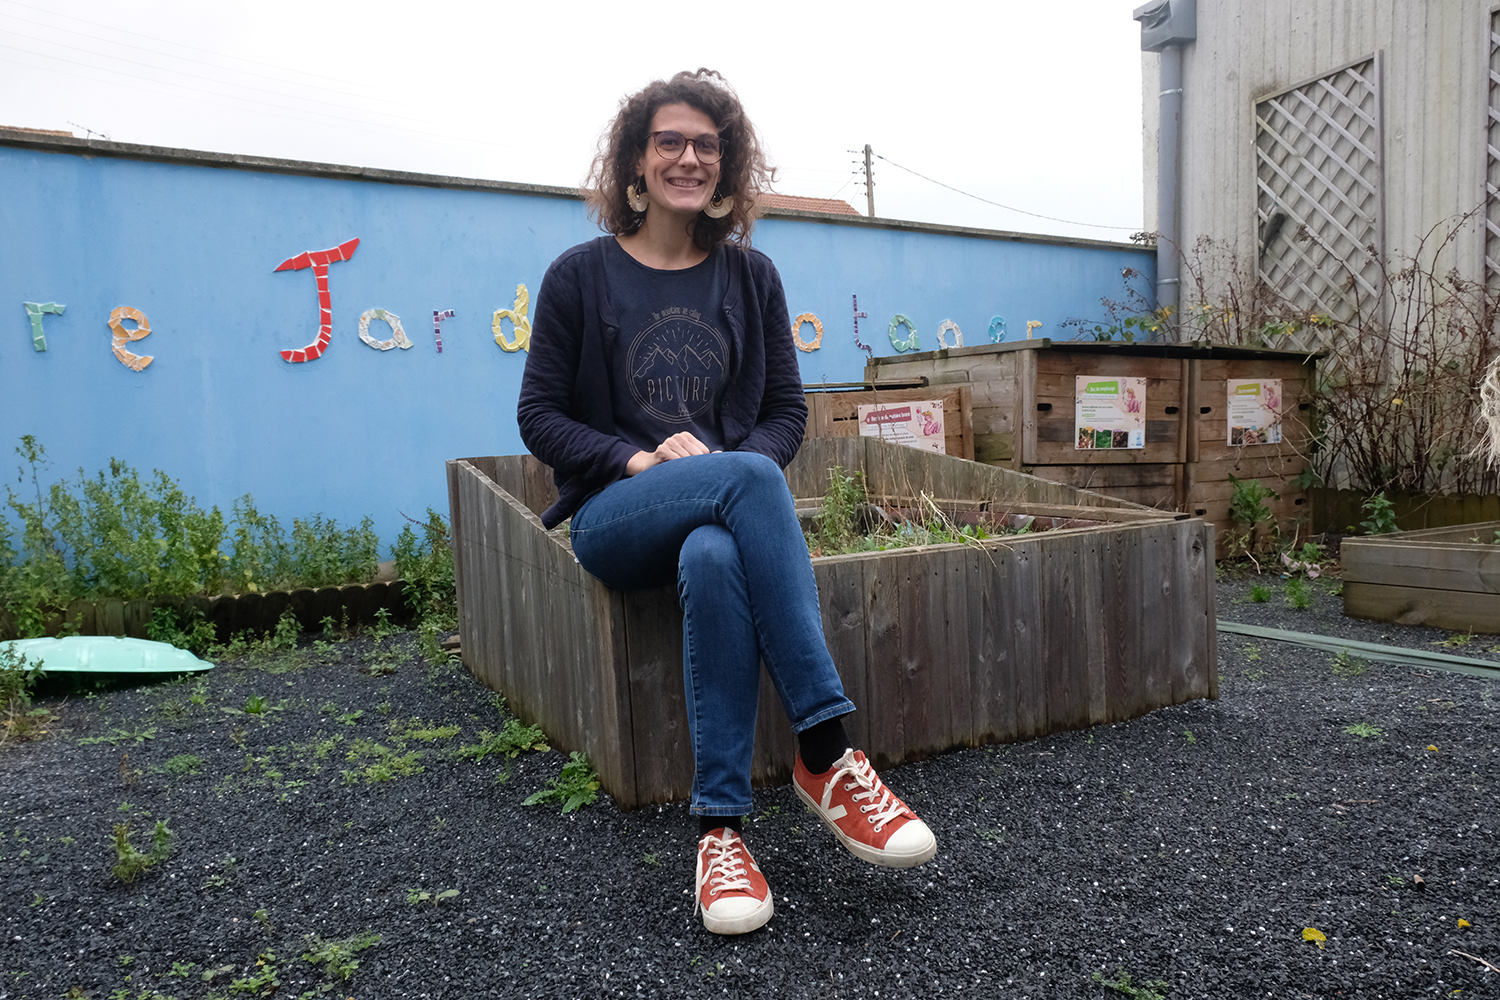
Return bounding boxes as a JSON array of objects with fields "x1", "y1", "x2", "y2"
[{"x1": 0, "y1": 636, "x2": 214, "y2": 674}]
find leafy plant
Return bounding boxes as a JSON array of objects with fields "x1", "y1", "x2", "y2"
[
  {"x1": 1284, "y1": 577, "x2": 1313, "y2": 610},
  {"x1": 523, "y1": 750, "x2": 600, "y2": 813},
  {"x1": 1094, "y1": 967, "x2": 1171, "y2": 1000},
  {"x1": 1227, "y1": 475, "x2": 1279, "y2": 557},
  {"x1": 1344, "y1": 722, "x2": 1383, "y2": 738},
  {"x1": 112, "y1": 818, "x2": 171, "y2": 882},
  {"x1": 0, "y1": 643, "x2": 46, "y2": 745},
  {"x1": 146, "y1": 604, "x2": 218, "y2": 656},
  {"x1": 1248, "y1": 583, "x2": 1271, "y2": 603},
  {"x1": 391, "y1": 508, "x2": 457, "y2": 623},
  {"x1": 155, "y1": 753, "x2": 206, "y2": 777},
  {"x1": 302, "y1": 930, "x2": 381, "y2": 983},
  {"x1": 457, "y1": 719, "x2": 550, "y2": 763},
  {"x1": 813, "y1": 465, "x2": 868, "y2": 555},
  {"x1": 1359, "y1": 492, "x2": 1400, "y2": 535},
  {"x1": 1332, "y1": 650, "x2": 1369, "y2": 677},
  {"x1": 406, "y1": 887, "x2": 459, "y2": 907},
  {"x1": 229, "y1": 950, "x2": 279, "y2": 994}
]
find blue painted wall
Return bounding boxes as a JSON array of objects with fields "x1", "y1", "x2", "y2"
[{"x1": 0, "y1": 142, "x2": 1152, "y2": 549}]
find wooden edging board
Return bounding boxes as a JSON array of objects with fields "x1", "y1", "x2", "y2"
[{"x1": 1342, "y1": 521, "x2": 1500, "y2": 633}]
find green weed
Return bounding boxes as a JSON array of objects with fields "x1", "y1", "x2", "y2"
[
  {"x1": 1435, "y1": 634, "x2": 1474, "y2": 648},
  {"x1": 457, "y1": 719, "x2": 550, "y2": 763},
  {"x1": 524, "y1": 751, "x2": 601, "y2": 813},
  {"x1": 146, "y1": 605, "x2": 218, "y2": 656},
  {"x1": 1094, "y1": 967, "x2": 1171, "y2": 1000},
  {"x1": 1359, "y1": 492, "x2": 1399, "y2": 535},
  {"x1": 406, "y1": 887, "x2": 458, "y2": 907},
  {"x1": 80, "y1": 726, "x2": 158, "y2": 746},
  {"x1": 112, "y1": 819, "x2": 171, "y2": 883},
  {"x1": 155, "y1": 753, "x2": 205, "y2": 777},
  {"x1": 1284, "y1": 577, "x2": 1313, "y2": 610},
  {"x1": 0, "y1": 644, "x2": 48, "y2": 746},
  {"x1": 228, "y1": 950, "x2": 279, "y2": 993},
  {"x1": 1332, "y1": 650, "x2": 1369, "y2": 677},
  {"x1": 302, "y1": 930, "x2": 381, "y2": 983},
  {"x1": 1248, "y1": 583, "x2": 1271, "y2": 603},
  {"x1": 1345, "y1": 722, "x2": 1383, "y2": 738}
]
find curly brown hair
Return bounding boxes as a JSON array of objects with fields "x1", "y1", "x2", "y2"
[{"x1": 585, "y1": 69, "x2": 774, "y2": 251}]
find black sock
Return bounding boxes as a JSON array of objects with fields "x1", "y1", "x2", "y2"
[
  {"x1": 698, "y1": 815, "x2": 743, "y2": 839},
  {"x1": 798, "y1": 715, "x2": 851, "y2": 775}
]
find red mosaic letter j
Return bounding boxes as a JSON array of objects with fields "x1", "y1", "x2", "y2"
[{"x1": 275, "y1": 237, "x2": 360, "y2": 363}]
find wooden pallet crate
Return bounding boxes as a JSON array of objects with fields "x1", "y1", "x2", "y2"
[
  {"x1": 1342, "y1": 520, "x2": 1500, "y2": 633},
  {"x1": 446, "y1": 437, "x2": 1218, "y2": 809},
  {"x1": 867, "y1": 340, "x2": 1319, "y2": 555},
  {"x1": 803, "y1": 383, "x2": 975, "y2": 460}
]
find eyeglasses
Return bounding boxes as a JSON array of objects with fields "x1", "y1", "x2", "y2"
[{"x1": 648, "y1": 130, "x2": 726, "y2": 164}]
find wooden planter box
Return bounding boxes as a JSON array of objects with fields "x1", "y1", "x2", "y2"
[
  {"x1": 865, "y1": 340, "x2": 1318, "y2": 555},
  {"x1": 447, "y1": 438, "x2": 1217, "y2": 809},
  {"x1": 1342, "y1": 521, "x2": 1500, "y2": 633},
  {"x1": 803, "y1": 382, "x2": 976, "y2": 460}
]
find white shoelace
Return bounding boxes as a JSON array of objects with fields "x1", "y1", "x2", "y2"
[
  {"x1": 694, "y1": 832, "x2": 753, "y2": 915},
  {"x1": 823, "y1": 751, "x2": 910, "y2": 833}
]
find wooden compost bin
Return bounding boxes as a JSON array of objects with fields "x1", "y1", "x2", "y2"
[
  {"x1": 866, "y1": 339, "x2": 1318, "y2": 555},
  {"x1": 803, "y1": 381, "x2": 976, "y2": 460},
  {"x1": 447, "y1": 437, "x2": 1217, "y2": 810},
  {"x1": 1342, "y1": 521, "x2": 1500, "y2": 633}
]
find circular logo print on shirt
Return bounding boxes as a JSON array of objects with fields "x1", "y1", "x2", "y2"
[{"x1": 626, "y1": 309, "x2": 728, "y2": 422}]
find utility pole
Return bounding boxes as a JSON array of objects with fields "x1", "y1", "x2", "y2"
[{"x1": 863, "y1": 144, "x2": 875, "y2": 218}]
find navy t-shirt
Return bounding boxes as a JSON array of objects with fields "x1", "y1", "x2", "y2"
[{"x1": 603, "y1": 238, "x2": 730, "y2": 453}]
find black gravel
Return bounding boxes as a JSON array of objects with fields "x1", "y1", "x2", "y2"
[{"x1": 2, "y1": 576, "x2": 1498, "y2": 999}]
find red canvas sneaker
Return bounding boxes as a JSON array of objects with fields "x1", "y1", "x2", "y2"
[
  {"x1": 694, "y1": 829, "x2": 773, "y2": 935},
  {"x1": 793, "y1": 749, "x2": 937, "y2": 868}
]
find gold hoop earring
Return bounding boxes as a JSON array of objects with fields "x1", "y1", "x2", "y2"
[
  {"x1": 703, "y1": 192, "x2": 734, "y2": 219},
  {"x1": 626, "y1": 182, "x2": 649, "y2": 213}
]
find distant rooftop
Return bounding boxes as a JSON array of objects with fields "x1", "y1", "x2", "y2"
[
  {"x1": 2, "y1": 126, "x2": 74, "y2": 137},
  {"x1": 758, "y1": 193, "x2": 862, "y2": 216}
]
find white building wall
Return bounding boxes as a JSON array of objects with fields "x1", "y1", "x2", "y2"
[{"x1": 1142, "y1": 0, "x2": 1491, "y2": 297}]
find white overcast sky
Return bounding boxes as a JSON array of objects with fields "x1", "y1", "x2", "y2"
[{"x1": 0, "y1": 0, "x2": 1149, "y2": 242}]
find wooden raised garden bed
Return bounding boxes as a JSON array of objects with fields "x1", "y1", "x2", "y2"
[
  {"x1": 1342, "y1": 521, "x2": 1500, "y2": 633},
  {"x1": 447, "y1": 437, "x2": 1218, "y2": 810},
  {"x1": 865, "y1": 340, "x2": 1319, "y2": 555}
]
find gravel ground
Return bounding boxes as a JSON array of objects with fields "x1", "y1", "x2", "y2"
[{"x1": 2, "y1": 574, "x2": 1499, "y2": 1000}]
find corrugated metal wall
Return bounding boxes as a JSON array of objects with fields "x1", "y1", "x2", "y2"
[{"x1": 1143, "y1": 0, "x2": 1491, "y2": 296}]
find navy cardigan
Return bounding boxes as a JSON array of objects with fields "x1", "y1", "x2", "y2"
[{"x1": 516, "y1": 237, "x2": 808, "y2": 528}]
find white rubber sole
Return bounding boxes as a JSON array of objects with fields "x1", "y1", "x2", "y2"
[
  {"x1": 701, "y1": 895, "x2": 773, "y2": 935},
  {"x1": 794, "y1": 779, "x2": 938, "y2": 868}
]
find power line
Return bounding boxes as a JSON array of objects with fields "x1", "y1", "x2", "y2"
[{"x1": 872, "y1": 152, "x2": 1138, "y2": 231}]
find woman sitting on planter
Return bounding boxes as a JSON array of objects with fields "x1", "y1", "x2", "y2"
[{"x1": 516, "y1": 68, "x2": 936, "y2": 935}]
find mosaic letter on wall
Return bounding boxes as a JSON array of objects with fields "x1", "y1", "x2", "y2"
[
  {"x1": 492, "y1": 284, "x2": 531, "y2": 353},
  {"x1": 792, "y1": 312, "x2": 824, "y2": 352},
  {"x1": 935, "y1": 320, "x2": 963, "y2": 349},
  {"x1": 357, "y1": 308, "x2": 413, "y2": 351},
  {"x1": 108, "y1": 306, "x2": 153, "y2": 371},
  {"x1": 433, "y1": 309, "x2": 455, "y2": 353},
  {"x1": 23, "y1": 301, "x2": 65, "y2": 351},
  {"x1": 274, "y1": 237, "x2": 360, "y2": 363}
]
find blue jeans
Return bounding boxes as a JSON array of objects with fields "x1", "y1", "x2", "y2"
[{"x1": 569, "y1": 451, "x2": 855, "y2": 816}]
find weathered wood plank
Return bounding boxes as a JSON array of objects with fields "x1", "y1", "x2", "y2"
[
  {"x1": 1342, "y1": 535, "x2": 1500, "y2": 595},
  {"x1": 968, "y1": 540, "x2": 1018, "y2": 745},
  {"x1": 944, "y1": 545, "x2": 977, "y2": 747},
  {"x1": 1039, "y1": 532, "x2": 1090, "y2": 733},
  {"x1": 624, "y1": 586, "x2": 692, "y2": 806},
  {"x1": 813, "y1": 556, "x2": 872, "y2": 757},
  {"x1": 1344, "y1": 580, "x2": 1500, "y2": 634},
  {"x1": 1008, "y1": 537, "x2": 1046, "y2": 741},
  {"x1": 862, "y1": 551, "x2": 905, "y2": 770}
]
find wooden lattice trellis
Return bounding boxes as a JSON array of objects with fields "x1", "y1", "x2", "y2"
[{"x1": 1254, "y1": 55, "x2": 1385, "y2": 354}]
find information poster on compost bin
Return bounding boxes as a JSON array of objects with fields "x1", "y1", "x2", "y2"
[
  {"x1": 1227, "y1": 378, "x2": 1282, "y2": 446},
  {"x1": 1074, "y1": 376, "x2": 1146, "y2": 449},
  {"x1": 857, "y1": 400, "x2": 946, "y2": 454}
]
